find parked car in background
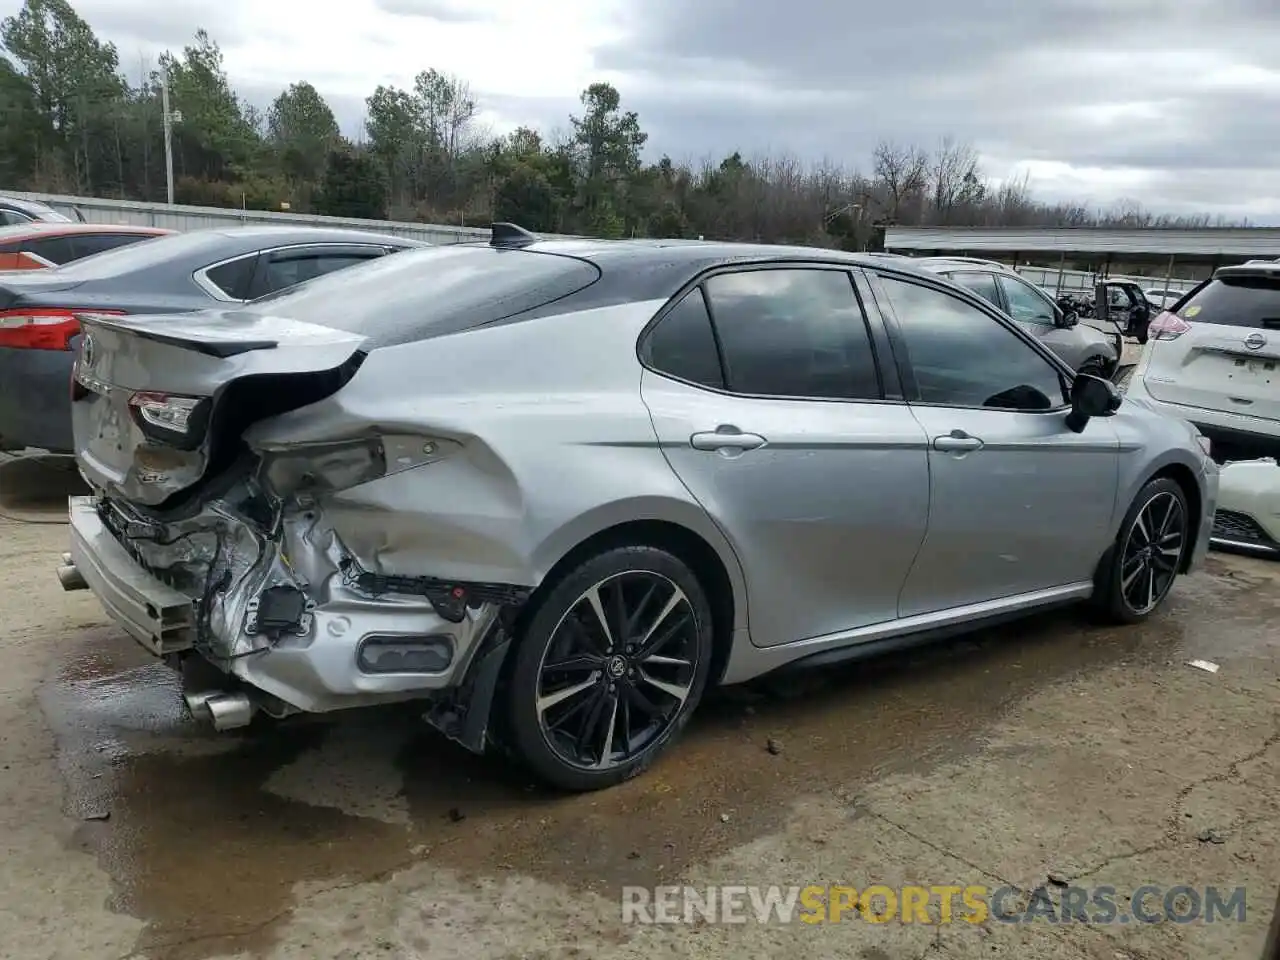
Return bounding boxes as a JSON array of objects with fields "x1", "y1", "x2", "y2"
[
  {"x1": 909, "y1": 257, "x2": 1121, "y2": 377},
  {"x1": 0, "y1": 222, "x2": 173, "y2": 270},
  {"x1": 1127, "y1": 260, "x2": 1280, "y2": 463},
  {"x1": 0, "y1": 226, "x2": 426, "y2": 452},
  {"x1": 1212, "y1": 458, "x2": 1280, "y2": 557},
  {"x1": 0, "y1": 195, "x2": 83, "y2": 225},
  {"x1": 59, "y1": 226, "x2": 1217, "y2": 792},
  {"x1": 1145, "y1": 287, "x2": 1187, "y2": 311},
  {"x1": 1095, "y1": 280, "x2": 1156, "y2": 343}
]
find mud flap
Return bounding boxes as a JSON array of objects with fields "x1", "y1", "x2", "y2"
[{"x1": 423, "y1": 621, "x2": 514, "y2": 755}]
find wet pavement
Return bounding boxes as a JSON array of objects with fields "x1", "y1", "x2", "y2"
[{"x1": 2, "y1": 452, "x2": 1279, "y2": 960}]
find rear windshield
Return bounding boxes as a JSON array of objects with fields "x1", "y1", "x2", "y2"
[
  {"x1": 1176, "y1": 274, "x2": 1280, "y2": 330},
  {"x1": 245, "y1": 244, "x2": 601, "y2": 347}
]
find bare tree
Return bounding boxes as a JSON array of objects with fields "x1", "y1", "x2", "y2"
[{"x1": 872, "y1": 140, "x2": 928, "y2": 222}]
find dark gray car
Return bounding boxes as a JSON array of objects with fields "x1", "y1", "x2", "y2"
[
  {"x1": 0, "y1": 226, "x2": 426, "y2": 452},
  {"x1": 910, "y1": 257, "x2": 1122, "y2": 377}
]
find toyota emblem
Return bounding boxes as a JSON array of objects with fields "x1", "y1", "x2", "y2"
[
  {"x1": 1245, "y1": 332, "x2": 1267, "y2": 351},
  {"x1": 81, "y1": 332, "x2": 95, "y2": 367}
]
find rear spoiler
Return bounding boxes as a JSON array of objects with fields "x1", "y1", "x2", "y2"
[{"x1": 77, "y1": 312, "x2": 278, "y2": 359}]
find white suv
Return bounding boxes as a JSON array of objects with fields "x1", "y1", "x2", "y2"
[{"x1": 1126, "y1": 262, "x2": 1280, "y2": 462}]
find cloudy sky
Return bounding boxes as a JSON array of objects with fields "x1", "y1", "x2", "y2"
[{"x1": 8, "y1": 0, "x2": 1280, "y2": 219}]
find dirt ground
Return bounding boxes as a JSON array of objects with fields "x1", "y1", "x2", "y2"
[{"x1": 1, "y1": 452, "x2": 1278, "y2": 960}]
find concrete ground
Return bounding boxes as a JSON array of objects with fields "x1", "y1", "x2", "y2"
[{"x1": 1, "y1": 453, "x2": 1278, "y2": 960}]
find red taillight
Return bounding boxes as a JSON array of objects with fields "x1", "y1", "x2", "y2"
[
  {"x1": 0, "y1": 308, "x2": 124, "y2": 351},
  {"x1": 1148, "y1": 310, "x2": 1192, "y2": 341}
]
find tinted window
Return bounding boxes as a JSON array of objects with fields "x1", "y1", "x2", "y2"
[
  {"x1": 703, "y1": 269, "x2": 881, "y2": 400},
  {"x1": 948, "y1": 271, "x2": 1000, "y2": 307},
  {"x1": 204, "y1": 255, "x2": 258, "y2": 299},
  {"x1": 257, "y1": 251, "x2": 383, "y2": 296},
  {"x1": 0, "y1": 209, "x2": 32, "y2": 225},
  {"x1": 24, "y1": 236, "x2": 76, "y2": 265},
  {"x1": 243, "y1": 245, "x2": 601, "y2": 348},
  {"x1": 644, "y1": 289, "x2": 725, "y2": 389},
  {"x1": 71, "y1": 233, "x2": 156, "y2": 260},
  {"x1": 997, "y1": 275, "x2": 1056, "y2": 324},
  {"x1": 1175, "y1": 274, "x2": 1280, "y2": 330},
  {"x1": 879, "y1": 276, "x2": 1068, "y2": 411}
]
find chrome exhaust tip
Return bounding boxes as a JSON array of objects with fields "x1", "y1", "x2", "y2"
[
  {"x1": 205, "y1": 692, "x2": 256, "y2": 732},
  {"x1": 57, "y1": 564, "x2": 87, "y2": 591},
  {"x1": 182, "y1": 690, "x2": 222, "y2": 721}
]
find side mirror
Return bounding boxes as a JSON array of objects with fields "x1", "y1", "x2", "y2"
[
  {"x1": 1065, "y1": 373, "x2": 1122, "y2": 433},
  {"x1": 1057, "y1": 310, "x2": 1079, "y2": 328}
]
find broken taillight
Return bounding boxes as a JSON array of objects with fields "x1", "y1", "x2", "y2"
[
  {"x1": 1148, "y1": 311, "x2": 1192, "y2": 341},
  {"x1": 0, "y1": 308, "x2": 124, "y2": 351},
  {"x1": 129, "y1": 392, "x2": 206, "y2": 434}
]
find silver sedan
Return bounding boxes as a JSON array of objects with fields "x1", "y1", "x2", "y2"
[{"x1": 59, "y1": 228, "x2": 1219, "y2": 792}]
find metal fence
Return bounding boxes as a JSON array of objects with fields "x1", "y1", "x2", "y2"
[
  {"x1": 4, "y1": 188, "x2": 582, "y2": 244},
  {"x1": 1015, "y1": 265, "x2": 1198, "y2": 297}
]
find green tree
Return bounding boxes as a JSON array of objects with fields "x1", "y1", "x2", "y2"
[
  {"x1": 1, "y1": 0, "x2": 124, "y2": 192},
  {"x1": 160, "y1": 30, "x2": 259, "y2": 182},
  {"x1": 0, "y1": 55, "x2": 46, "y2": 184},
  {"x1": 568, "y1": 82, "x2": 647, "y2": 236},
  {"x1": 363, "y1": 84, "x2": 420, "y2": 210},
  {"x1": 267, "y1": 81, "x2": 339, "y2": 184},
  {"x1": 314, "y1": 146, "x2": 387, "y2": 219}
]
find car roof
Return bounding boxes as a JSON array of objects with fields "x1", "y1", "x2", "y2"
[
  {"x1": 0, "y1": 222, "x2": 174, "y2": 241},
  {"x1": 199, "y1": 224, "x2": 429, "y2": 246},
  {"x1": 900, "y1": 256, "x2": 1017, "y2": 274},
  {"x1": 0, "y1": 195, "x2": 72, "y2": 220}
]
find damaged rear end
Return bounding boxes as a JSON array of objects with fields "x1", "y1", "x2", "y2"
[{"x1": 65, "y1": 309, "x2": 525, "y2": 740}]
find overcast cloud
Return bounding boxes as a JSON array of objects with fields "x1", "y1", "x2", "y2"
[{"x1": 7, "y1": 0, "x2": 1280, "y2": 218}]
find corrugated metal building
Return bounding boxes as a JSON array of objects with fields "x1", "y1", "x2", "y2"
[{"x1": 884, "y1": 226, "x2": 1280, "y2": 259}]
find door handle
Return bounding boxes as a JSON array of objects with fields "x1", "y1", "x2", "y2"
[
  {"x1": 932, "y1": 430, "x2": 984, "y2": 452},
  {"x1": 690, "y1": 428, "x2": 767, "y2": 452}
]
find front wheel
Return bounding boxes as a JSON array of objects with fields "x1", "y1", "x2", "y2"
[
  {"x1": 506, "y1": 545, "x2": 714, "y2": 791},
  {"x1": 1093, "y1": 477, "x2": 1190, "y2": 624}
]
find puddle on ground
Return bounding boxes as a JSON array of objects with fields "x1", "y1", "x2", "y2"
[{"x1": 34, "y1": 556, "x2": 1275, "y2": 959}]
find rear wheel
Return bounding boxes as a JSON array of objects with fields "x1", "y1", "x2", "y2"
[
  {"x1": 1093, "y1": 477, "x2": 1190, "y2": 624},
  {"x1": 506, "y1": 545, "x2": 714, "y2": 791}
]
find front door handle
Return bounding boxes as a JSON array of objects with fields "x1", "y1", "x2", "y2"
[
  {"x1": 933, "y1": 430, "x2": 984, "y2": 452},
  {"x1": 690, "y1": 427, "x2": 767, "y2": 452}
]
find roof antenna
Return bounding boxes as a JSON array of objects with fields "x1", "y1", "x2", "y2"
[{"x1": 490, "y1": 222, "x2": 538, "y2": 248}]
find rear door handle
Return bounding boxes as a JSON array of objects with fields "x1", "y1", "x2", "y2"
[
  {"x1": 690, "y1": 428, "x2": 767, "y2": 452},
  {"x1": 933, "y1": 430, "x2": 984, "y2": 452}
]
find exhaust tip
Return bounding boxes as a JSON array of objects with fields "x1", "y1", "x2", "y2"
[
  {"x1": 57, "y1": 564, "x2": 87, "y2": 592},
  {"x1": 182, "y1": 690, "x2": 222, "y2": 722},
  {"x1": 205, "y1": 693, "x2": 256, "y2": 732}
]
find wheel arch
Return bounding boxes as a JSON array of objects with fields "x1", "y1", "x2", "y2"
[
  {"x1": 526, "y1": 513, "x2": 743, "y2": 687},
  {"x1": 1146, "y1": 461, "x2": 1204, "y2": 573}
]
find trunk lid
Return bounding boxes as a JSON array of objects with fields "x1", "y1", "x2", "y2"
[
  {"x1": 1142, "y1": 269, "x2": 1280, "y2": 423},
  {"x1": 73, "y1": 309, "x2": 368, "y2": 507}
]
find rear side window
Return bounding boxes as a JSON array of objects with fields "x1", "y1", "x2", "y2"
[
  {"x1": 703, "y1": 268, "x2": 882, "y2": 400},
  {"x1": 245, "y1": 245, "x2": 601, "y2": 347},
  {"x1": 644, "y1": 289, "x2": 725, "y2": 389},
  {"x1": 203, "y1": 254, "x2": 259, "y2": 300},
  {"x1": 251, "y1": 250, "x2": 385, "y2": 298},
  {"x1": 1177, "y1": 275, "x2": 1280, "y2": 330}
]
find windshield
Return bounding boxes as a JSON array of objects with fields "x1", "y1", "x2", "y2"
[{"x1": 1176, "y1": 274, "x2": 1280, "y2": 330}]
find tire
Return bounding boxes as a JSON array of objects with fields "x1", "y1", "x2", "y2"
[
  {"x1": 1092, "y1": 477, "x2": 1190, "y2": 624},
  {"x1": 506, "y1": 544, "x2": 714, "y2": 791},
  {"x1": 1077, "y1": 356, "x2": 1111, "y2": 380}
]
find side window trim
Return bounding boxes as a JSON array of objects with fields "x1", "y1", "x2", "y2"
[
  {"x1": 638, "y1": 260, "x2": 897, "y2": 404},
  {"x1": 865, "y1": 268, "x2": 1072, "y2": 414}
]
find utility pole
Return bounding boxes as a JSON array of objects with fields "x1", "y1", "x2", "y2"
[{"x1": 160, "y1": 65, "x2": 182, "y2": 205}]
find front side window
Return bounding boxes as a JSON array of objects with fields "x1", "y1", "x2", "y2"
[
  {"x1": 997, "y1": 274, "x2": 1057, "y2": 325},
  {"x1": 948, "y1": 271, "x2": 1001, "y2": 308},
  {"x1": 702, "y1": 268, "x2": 882, "y2": 400},
  {"x1": 878, "y1": 275, "x2": 1068, "y2": 411}
]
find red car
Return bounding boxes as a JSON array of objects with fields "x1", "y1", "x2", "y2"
[{"x1": 0, "y1": 222, "x2": 174, "y2": 271}]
